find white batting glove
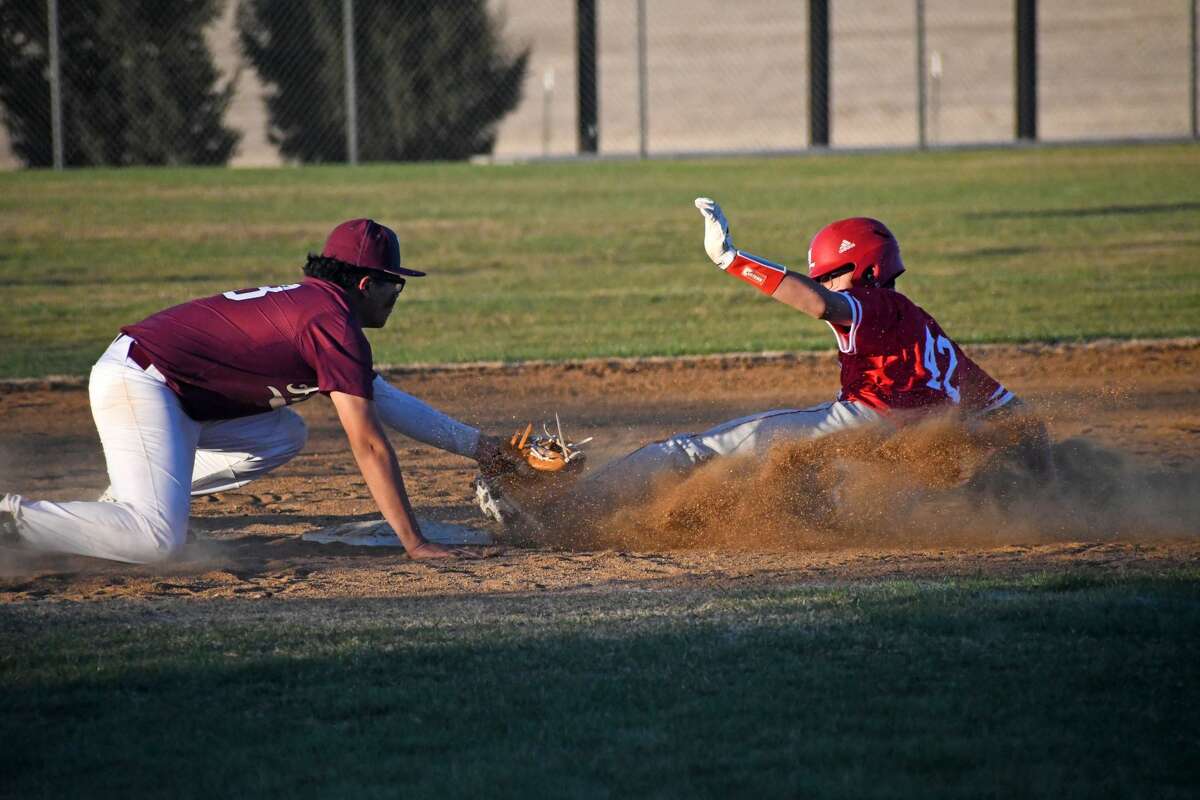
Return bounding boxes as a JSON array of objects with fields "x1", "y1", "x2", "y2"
[{"x1": 694, "y1": 197, "x2": 736, "y2": 269}]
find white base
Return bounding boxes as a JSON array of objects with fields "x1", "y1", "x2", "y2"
[{"x1": 302, "y1": 518, "x2": 493, "y2": 547}]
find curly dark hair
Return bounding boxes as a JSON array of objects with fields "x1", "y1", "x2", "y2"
[{"x1": 302, "y1": 254, "x2": 382, "y2": 291}]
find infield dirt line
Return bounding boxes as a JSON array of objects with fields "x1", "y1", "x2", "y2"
[{"x1": 2, "y1": 337, "x2": 1196, "y2": 390}]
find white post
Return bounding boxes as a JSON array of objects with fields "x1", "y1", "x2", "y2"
[
  {"x1": 1191, "y1": 0, "x2": 1197, "y2": 139},
  {"x1": 47, "y1": 0, "x2": 64, "y2": 169},
  {"x1": 342, "y1": 0, "x2": 359, "y2": 165},
  {"x1": 916, "y1": 0, "x2": 926, "y2": 149},
  {"x1": 637, "y1": 0, "x2": 648, "y2": 158},
  {"x1": 542, "y1": 68, "x2": 555, "y2": 156},
  {"x1": 930, "y1": 51, "x2": 943, "y2": 144}
]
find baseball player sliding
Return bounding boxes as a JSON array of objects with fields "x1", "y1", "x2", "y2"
[
  {"x1": 1, "y1": 219, "x2": 518, "y2": 562},
  {"x1": 528, "y1": 198, "x2": 1051, "y2": 513}
]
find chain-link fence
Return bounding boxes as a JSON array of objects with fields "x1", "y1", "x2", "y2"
[{"x1": 1, "y1": 0, "x2": 1196, "y2": 169}]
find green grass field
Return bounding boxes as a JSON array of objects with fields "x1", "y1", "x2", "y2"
[
  {"x1": 1, "y1": 143, "x2": 1198, "y2": 378},
  {"x1": 3, "y1": 573, "x2": 1197, "y2": 799}
]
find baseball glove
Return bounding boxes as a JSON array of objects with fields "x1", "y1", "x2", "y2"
[
  {"x1": 475, "y1": 415, "x2": 591, "y2": 529},
  {"x1": 478, "y1": 415, "x2": 590, "y2": 478},
  {"x1": 511, "y1": 418, "x2": 590, "y2": 473}
]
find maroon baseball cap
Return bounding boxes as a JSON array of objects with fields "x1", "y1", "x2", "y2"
[{"x1": 321, "y1": 218, "x2": 426, "y2": 278}]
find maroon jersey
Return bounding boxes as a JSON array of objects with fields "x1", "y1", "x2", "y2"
[
  {"x1": 122, "y1": 278, "x2": 375, "y2": 420},
  {"x1": 827, "y1": 287, "x2": 1013, "y2": 416}
]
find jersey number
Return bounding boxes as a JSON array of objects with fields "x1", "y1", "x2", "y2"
[
  {"x1": 923, "y1": 326, "x2": 960, "y2": 403},
  {"x1": 223, "y1": 284, "x2": 301, "y2": 301},
  {"x1": 219, "y1": 284, "x2": 311, "y2": 407}
]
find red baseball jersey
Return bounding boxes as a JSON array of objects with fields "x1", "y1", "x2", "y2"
[
  {"x1": 827, "y1": 287, "x2": 1013, "y2": 415},
  {"x1": 122, "y1": 277, "x2": 375, "y2": 421}
]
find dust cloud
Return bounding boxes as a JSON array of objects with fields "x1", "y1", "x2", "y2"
[{"x1": 522, "y1": 412, "x2": 1200, "y2": 552}]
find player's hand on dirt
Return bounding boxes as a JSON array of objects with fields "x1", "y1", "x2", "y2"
[
  {"x1": 695, "y1": 197, "x2": 736, "y2": 269},
  {"x1": 406, "y1": 539, "x2": 484, "y2": 560}
]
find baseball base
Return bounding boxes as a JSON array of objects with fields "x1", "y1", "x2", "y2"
[{"x1": 302, "y1": 517, "x2": 493, "y2": 547}]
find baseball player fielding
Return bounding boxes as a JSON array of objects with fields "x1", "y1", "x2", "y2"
[{"x1": 1, "y1": 219, "x2": 528, "y2": 562}]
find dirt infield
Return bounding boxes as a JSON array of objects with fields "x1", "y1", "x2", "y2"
[{"x1": 1, "y1": 340, "x2": 1197, "y2": 604}]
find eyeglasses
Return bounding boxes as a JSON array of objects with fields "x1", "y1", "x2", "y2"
[
  {"x1": 377, "y1": 277, "x2": 405, "y2": 294},
  {"x1": 357, "y1": 275, "x2": 407, "y2": 296},
  {"x1": 814, "y1": 265, "x2": 854, "y2": 284}
]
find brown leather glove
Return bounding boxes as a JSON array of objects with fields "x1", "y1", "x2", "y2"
[{"x1": 477, "y1": 421, "x2": 589, "y2": 478}]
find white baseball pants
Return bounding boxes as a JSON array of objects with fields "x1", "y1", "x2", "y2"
[
  {"x1": 2, "y1": 336, "x2": 307, "y2": 563},
  {"x1": 582, "y1": 401, "x2": 884, "y2": 499}
]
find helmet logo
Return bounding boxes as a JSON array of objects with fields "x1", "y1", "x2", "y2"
[{"x1": 838, "y1": 239, "x2": 856, "y2": 254}]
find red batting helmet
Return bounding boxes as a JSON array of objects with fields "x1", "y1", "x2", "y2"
[{"x1": 807, "y1": 217, "x2": 905, "y2": 287}]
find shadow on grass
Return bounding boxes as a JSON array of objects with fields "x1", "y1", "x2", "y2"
[{"x1": 1, "y1": 577, "x2": 1197, "y2": 799}]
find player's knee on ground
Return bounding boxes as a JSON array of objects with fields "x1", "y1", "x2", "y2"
[{"x1": 101, "y1": 507, "x2": 189, "y2": 564}]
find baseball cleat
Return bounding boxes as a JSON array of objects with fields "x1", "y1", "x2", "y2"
[
  {"x1": 0, "y1": 505, "x2": 18, "y2": 544},
  {"x1": 473, "y1": 474, "x2": 535, "y2": 530}
]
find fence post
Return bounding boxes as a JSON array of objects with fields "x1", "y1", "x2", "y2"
[
  {"x1": 809, "y1": 0, "x2": 830, "y2": 147},
  {"x1": 1191, "y1": 0, "x2": 1197, "y2": 139},
  {"x1": 1015, "y1": 0, "x2": 1037, "y2": 141},
  {"x1": 930, "y1": 51, "x2": 943, "y2": 143},
  {"x1": 47, "y1": 0, "x2": 64, "y2": 169},
  {"x1": 542, "y1": 69, "x2": 555, "y2": 156},
  {"x1": 576, "y1": 0, "x2": 598, "y2": 153},
  {"x1": 637, "y1": 0, "x2": 648, "y2": 158},
  {"x1": 916, "y1": 0, "x2": 926, "y2": 149},
  {"x1": 342, "y1": 0, "x2": 359, "y2": 165}
]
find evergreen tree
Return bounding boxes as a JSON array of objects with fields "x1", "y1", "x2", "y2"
[
  {"x1": 0, "y1": 0, "x2": 238, "y2": 167},
  {"x1": 238, "y1": 0, "x2": 528, "y2": 163}
]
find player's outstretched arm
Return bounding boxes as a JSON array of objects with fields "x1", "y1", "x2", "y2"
[
  {"x1": 694, "y1": 197, "x2": 853, "y2": 325},
  {"x1": 330, "y1": 391, "x2": 478, "y2": 559},
  {"x1": 372, "y1": 377, "x2": 480, "y2": 457},
  {"x1": 370, "y1": 377, "x2": 528, "y2": 475},
  {"x1": 773, "y1": 273, "x2": 854, "y2": 325}
]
